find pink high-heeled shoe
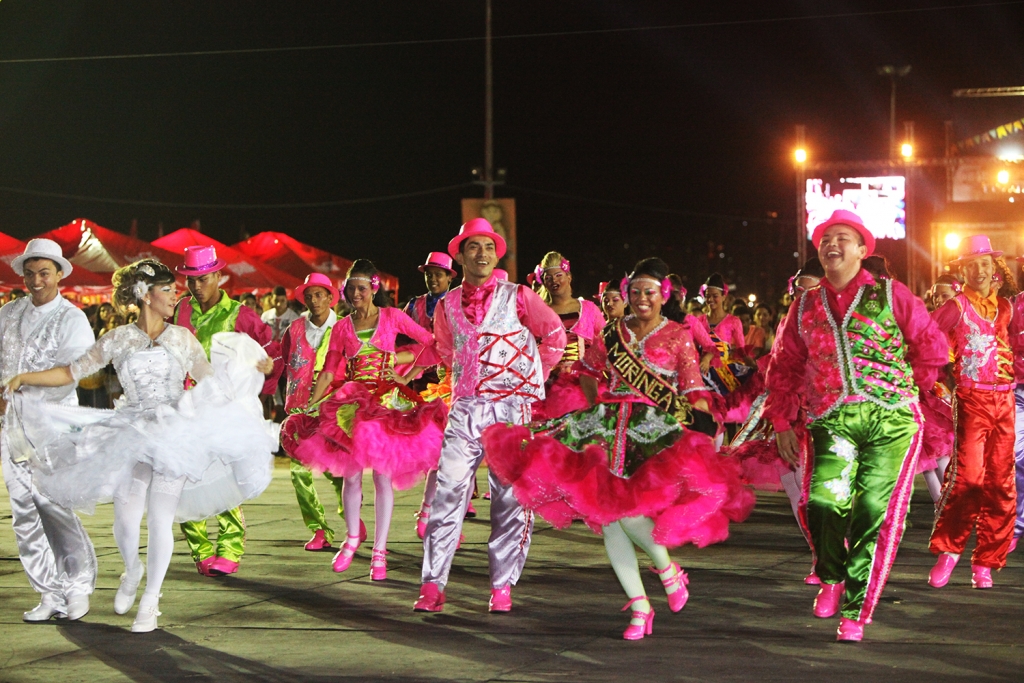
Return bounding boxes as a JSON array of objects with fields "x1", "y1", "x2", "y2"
[
  {"x1": 621, "y1": 597, "x2": 655, "y2": 641},
  {"x1": 651, "y1": 562, "x2": 689, "y2": 612},
  {"x1": 332, "y1": 534, "x2": 362, "y2": 573},
  {"x1": 370, "y1": 550, "x2": 388, "y2": 581}
]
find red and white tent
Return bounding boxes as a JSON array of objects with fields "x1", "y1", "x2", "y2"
[
  {"x1": 35, "y1": 219, "x2": 186, "y2": 274},
  {"x1": 233, "y1": 231, "x2": 399, "y2": 298},
  {"x1": 153, "y1": 228, "x2": 302, "y2": 295}
]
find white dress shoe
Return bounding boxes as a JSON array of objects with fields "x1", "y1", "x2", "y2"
[
  {"x1": 131, "y1": 595, "x2": 161, "y2": 633},
  {"x1": 23, "y1": 597, "x2": 66, "y2": 622},
  {"x1": 65, "y1": 594, "x2": 90, "y2": 621},
  {"x1": 114, "y1": 565, "x2": 144, "y2": 615}
]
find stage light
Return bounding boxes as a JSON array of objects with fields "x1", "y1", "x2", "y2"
[
  {"x1": 794, "y1": 148, "x2": 807, "y2": 163},
  {"x1": 901, "y1": 143, "x2": 913, "y2": 158},
  {"x1": 997, "y1": 169, "x2": 1010, "y2": 184},
  {"x1": 944, "y1": 233, "x2": 961, "y2": 250}
]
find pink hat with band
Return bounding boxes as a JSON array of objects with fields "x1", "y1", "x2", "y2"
[
  {"x1": 176, "y1": 245, "x2": 227, "y2": 276},
  {"x1": 955, "y1": 235, "x2": 1001, "y2": 262},
  {"x1": 810, "y1": 209, "x2": 876, "y2": 257},
  {"x1": 447, "y1": 218, "x2": 507, "y2": 259},
  {"x1": 418, "y1": 251, "x2": 456, "y2": 276},
  {"x1": 294, "y1": 272, "x2": 339, "y2": 307}
]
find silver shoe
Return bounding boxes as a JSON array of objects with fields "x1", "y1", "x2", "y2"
[
  {"x1": 114, "y1": 566, "x2": 144, "y2": 615},
  {"x1": 23, "y1": 595, "x2": 66, "y2": 622},
  {"x1": 131, "y1": 595, "x2": 161, "y2": 633},
  {"x1": 65, "y1": 594, "x2": 90, "y2": 621}
]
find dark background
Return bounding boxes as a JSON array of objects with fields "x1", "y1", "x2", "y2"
[{"x1": 1, "y1": 1, "x2": 1022, "y2": 304}]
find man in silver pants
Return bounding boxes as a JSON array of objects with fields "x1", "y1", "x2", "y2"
[
  {"x1": 1, "y1": 239, "x2": 97, "y2": 621},
  {"x1": 415, "y1": 219, "x2": 565, "y2": 613}
]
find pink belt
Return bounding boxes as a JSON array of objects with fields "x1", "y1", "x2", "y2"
[{"x1": 960, "y1": 379, "x2": 1013, "y2": 392}]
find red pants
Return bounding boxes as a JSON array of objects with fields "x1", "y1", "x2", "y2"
[{"x1": 930, "y1": 387, "x2": 1016, "y2": 568}]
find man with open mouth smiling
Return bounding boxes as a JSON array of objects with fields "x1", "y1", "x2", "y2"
[{"x1": 764, "y1": 209, "x2": 947, "y2": 642}]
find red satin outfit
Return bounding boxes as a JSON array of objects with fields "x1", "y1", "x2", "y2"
[{"x1": 930, "y1": 290, "x2": 1018, "y2": 568}]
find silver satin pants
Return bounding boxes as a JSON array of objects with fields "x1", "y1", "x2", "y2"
[
  {"x1": 1, "y1": 433, "x2": 97, "y2": 606},
  {"x1": 421, "y1": 397, "x2": 534, "y2": 590}
]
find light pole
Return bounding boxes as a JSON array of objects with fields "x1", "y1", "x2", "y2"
[
  {"x1": 794, "y1": 125, "x2": 807, "y2": 266},
  {"x1": 877, "y1": 65, "x2": 911, "y2": 159}
]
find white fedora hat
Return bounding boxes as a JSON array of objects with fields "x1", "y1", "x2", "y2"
[{"x1": 12, "y1": 239, "x2": 74, "y2": 276}]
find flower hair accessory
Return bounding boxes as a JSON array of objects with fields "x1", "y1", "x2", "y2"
[
  {"x1": 132, "y1": 279, "x2": 149, "y2": 302},
  {"x1": 138, "y1": 264, "x2": 156, "y2": 277},
  {"x1": 533, "y1": 265, "x2": 544, "y2": 285},
  {"x1": 345, "y1": 274, "x2": 380, "y2": 292},
  {"x1": 698, "y1": 283, "x2": 729, "y2": 298}
]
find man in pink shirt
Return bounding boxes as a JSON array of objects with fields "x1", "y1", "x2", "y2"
[
  {"x1": 765, "y1": 210, "x2": 947, "y2": 641},
  {"x1": 415, "y1": 219, "x2": 566, "y2": 613}
]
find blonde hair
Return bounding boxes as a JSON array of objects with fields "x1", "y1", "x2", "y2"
[{"x1": 538, "y1": 251, "x2": 569, "y2": 304}]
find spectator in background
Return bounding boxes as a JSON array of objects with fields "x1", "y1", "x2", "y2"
[
  {"x1": 731, "y1": 303, "x2": 752, "y2": 337},
  {"x1": 746, "y1": 304, "x2": 775, "y2": 359},
  {"x1": 240, "y1": 292, "x2": 260, "y2": 314},
  {"x1": 261, "y1": 286, "x2": 301, "y2": 343},
  {"x1": 10, "y1": 288, "x2": 26, "y2": 301}
]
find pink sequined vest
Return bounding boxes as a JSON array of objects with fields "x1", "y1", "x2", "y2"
[
  {"x1": 950, "y1": 294, "x2": 1013, "y2": 387},
  {"x1": 445, "y1": 280, "x2": 544, "y2": 404},
  {"x1": 797, "y1": 279, "x2": 917, "y2": 420},
  {"x1": 284, "y1": 317, "x2": 333, "y2": 412}
]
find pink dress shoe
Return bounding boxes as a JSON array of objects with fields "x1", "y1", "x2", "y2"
[
  {"x1": 928, "y1": 553, "x2": 959, "y2": 588},
  {"x1": 195, "y1": 557, "x2": 217, "y2": 577},
  {"x1": 209, "y1": 557, "x2": 239, "y2": 575},
  {"x1": 414, "y1": 506, "x2": 430, "y2": 540},
  {"x1": 836, "y1": 617, "x2": 865, "y2": 642},
  {"x1": 370, "y1": 550, "x2": 388, "y2": 581},
  {"x1": 489, "y1": 585, "x2": 512, "y2": 613},
  {"x1": 651, "y1": 563, "x2": 689, "y2": 612},
  {"x1": 971, "y1": 565, "x2": 993, "y2": 589},
  {"x1": 465, "y1": 501, "x2": 477, "y2": 518},
  {"x1": 1009, "y1": 537, "x2": 1019, "y2": 554},
  {"x1": 332, "y1": 534, "x2": 362, "y2": 573},
  {"x1": 304, "y1": 529, "x2": 331, "y2": 551},
  {"x1": 413, "y1": 583, "x2": 446, "y2": 612},
  {"x1": 813, "y1": 582, "x2": 844, "y2": 618},
  {"x1": 804, "y1": 570, "x2": 821, "y2": 585},
  {"x1": 621, "y1": 597, "x2": 655, "y2": 641}
]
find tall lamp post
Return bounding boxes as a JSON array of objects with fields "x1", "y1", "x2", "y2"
[
  {"x1": 794, "y1": 125, "x2": 808, "y2": 265},
  {"x1": 878, "y1": 65, "x2": 912, "y2": 159}
]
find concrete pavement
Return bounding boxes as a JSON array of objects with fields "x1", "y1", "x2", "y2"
[{"x1": 1, "y1": 459, "x2": 1021, "y2": 682}]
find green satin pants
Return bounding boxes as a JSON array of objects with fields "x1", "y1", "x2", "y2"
[
  {"x1": 806, "y1": 402, "x2": 921, "y2": 622},
  {"x1": 289, "y1": 459, "x2": 344, "y2": 542},
  {"x1": 181, "y1": 507, "x2": 247, "y2": 563}
]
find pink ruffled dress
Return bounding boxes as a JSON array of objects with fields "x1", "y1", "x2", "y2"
[
  {"x1": 483, "y1": 316, "x2": 755, "y2": 549},
  {"x1": 532, "y1": 298, "x2": 606, "y2": 421},
  {"x1": 693, "y1": 313, "x2": 760, "y2": 424},
  {"x1": 282, "y1": 307, "x2": 447, "y2": 490}
]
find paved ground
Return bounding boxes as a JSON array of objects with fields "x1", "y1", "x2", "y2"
[{"x1": 1, "y1": 458, "x2": 1022, "y2": 682}]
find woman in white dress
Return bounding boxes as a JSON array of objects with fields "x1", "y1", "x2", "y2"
[{"x1": 4, "y1": 260, "x2": 277, "y2": 632}]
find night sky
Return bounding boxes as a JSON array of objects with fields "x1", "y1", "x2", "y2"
[{"x1": 1, "y1": 1, "x2": 1023, "y2": 303}]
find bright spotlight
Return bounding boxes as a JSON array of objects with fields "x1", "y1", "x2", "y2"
[
  {"x1": 794, "y1": 148, "x2": 807, "y2": 163},
  {"x1": 997, "y1": 169, "x2": 1011, "y2": 184},
  {"x1": 944, "y1": 233, "x2": 961, "y2": 250},
  {"x1": 901, "y1": 143, "x2": 913, "y2": 158}
]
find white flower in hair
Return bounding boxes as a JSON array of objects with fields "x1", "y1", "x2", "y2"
[
  {"x1": 138, "y1": 264, "x2": 156, "y2": 277},
  {"x1": 132, "y1": 279, "x2": 149, "y2": 301}
]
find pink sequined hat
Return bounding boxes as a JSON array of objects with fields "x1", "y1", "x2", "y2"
[
  {"x1": 294, "y1": 272, "x2": 339, "y2": 307},
  {"x1": 955, "y1": 235, "x2": 1002, "y2": 262},
  {"x1": 418, "y1": 251, "x2": 456, "y2": 276},
  {"x1": 175, "y1": 245, "x2": 227, "y2": 276},
  {"x1": 447, "y1": 218, "x2": 507, "y2": 259},
  {"x1": 810, "y1": 209, "x2": 876, "y2": 257}
]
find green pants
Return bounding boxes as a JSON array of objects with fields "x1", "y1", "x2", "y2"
[
  {"x1": 181, "y1": 507, "x2": 247, "y2": 563},
  {"x1": 289, "y1": 459, "x2": 345, "y2": 542},
  {"x1": 806, "y1": 402, "x2": 921, "y2": 622}
]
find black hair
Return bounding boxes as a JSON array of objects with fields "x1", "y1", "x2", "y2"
[
  {"x1": 344, "y1": 259, "x2": 392, "y2": 308},
  {"x1": 22, "y1": 257, "x2": 64, "y2": 274},
  {"x1": 629, "y1": 257, "x2": 684, "y2": 322},
  {"x1": 111, "y1": 259, "x2": 176, "y2": 316},
  {"x1": 273, "y1": 285, "x2": 288, "y2": 298},
  {"x1": 704, "y1": 273, "x2": 726, "y2": 292},
  {"x1": 731, "y1": 303, "x2": 750, "y2": 317},
  {"x1": 795, "y1": 257, "x2": 825, "y2": 279},
  {"x1": 862, "y1": 255, "x2": 894, "y2": 280}
]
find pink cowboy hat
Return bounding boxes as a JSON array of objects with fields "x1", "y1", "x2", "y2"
[
  {"x1": 447, "y1": 218, "x2": 507, "y2": 259},
  {"x1": 175, "y1": 245, "x2": 227, "y2": 276},
  {"x1": 418, "y1": 251, "x2": 456, "y2": 276},
  {"x1": 294, "y1": 272, "x2": 339, "y2": 307},
  {"x1": 810, "y1": 209, "x2": 876, "y2": 257},
  {"x1": 954, "y1": 235, "x2": 1002, "y2": 262}
]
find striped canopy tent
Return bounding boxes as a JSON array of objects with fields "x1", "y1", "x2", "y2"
[
  {"x1": 0, "y1": 229, "x2": 113, "y2": 300},
  {"x1": 153, "y1": 228, "x2": 302, "y2": 295},
  {"x1": 232, "y1": 231, "x2": 399, "y2": 299}
]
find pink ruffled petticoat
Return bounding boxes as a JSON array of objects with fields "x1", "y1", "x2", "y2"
[
  {"x1": 531, "y1": 371, "x2": 593, "y2": 422},
  {"x1": 283, "y1": 381, "x2": 447, "y2": 490},
  {"x1": 482, "y1": 423, "x2": 755, "y2": 548},
  {"x1": 917, "y1": 388, "x2": 953, "y2": 474}
]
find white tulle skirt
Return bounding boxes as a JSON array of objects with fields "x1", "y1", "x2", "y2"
[{"x1": 13, "y1": 333, "x2": 279, "y2": 522}]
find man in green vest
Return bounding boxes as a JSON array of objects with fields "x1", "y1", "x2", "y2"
[{"x1": 173, "y1": 245, "x2": 282, "y2": 576}]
